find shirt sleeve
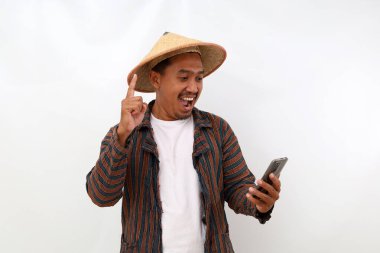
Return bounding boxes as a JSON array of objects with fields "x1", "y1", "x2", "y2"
[
  {"x1": 221, "y1": 119, "x2": 273, "y2": 224},
  {"x1": 85, "y1": 125, "x2": 131, "y2": 207}
]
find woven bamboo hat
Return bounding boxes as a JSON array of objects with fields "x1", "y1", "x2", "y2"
[{"x1": 127, "y1": 32, "x2": 227, "y2": 93}]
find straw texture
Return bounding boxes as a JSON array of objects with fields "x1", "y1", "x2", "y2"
[{"x1": 127, "y1": 32, "x2": 227, "y2": 92}]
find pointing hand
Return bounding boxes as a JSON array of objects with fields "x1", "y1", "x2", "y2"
[{"x1": 117, "y1": 74, "x2": 148, "y2": 145}]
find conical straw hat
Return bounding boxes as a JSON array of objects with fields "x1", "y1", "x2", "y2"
[{"x1": 127, "y1": 32, "x2": 227, "y2": 92}]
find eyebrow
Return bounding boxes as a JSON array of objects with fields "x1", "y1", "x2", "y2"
[{"x1": 178, "y1": 69, "x2": 205, "y2": 75}]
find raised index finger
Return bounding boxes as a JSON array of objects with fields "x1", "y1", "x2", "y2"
[
  {"x1": 269, "y1": 173, "x2": 281, "y2": 192},
  {"x1": 126, "y1": 74, "x2": 137, "y2": 98}
]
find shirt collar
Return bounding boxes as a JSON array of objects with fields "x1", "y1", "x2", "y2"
[{"x1": 137, "y1": 100, "x2": 212, "y2": 130}]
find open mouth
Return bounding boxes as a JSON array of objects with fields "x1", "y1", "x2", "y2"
[{"x1": 178, "y1": 95, "x2": 196, "y2": 111}]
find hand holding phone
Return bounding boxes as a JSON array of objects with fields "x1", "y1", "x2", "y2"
[{"x1": 254, "y1": 157, "x2": 288, "y2": 198}]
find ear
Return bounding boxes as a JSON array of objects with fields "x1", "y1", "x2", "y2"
[{"x1": 149, "y1": 71, "x2": 161, "y2": 89}]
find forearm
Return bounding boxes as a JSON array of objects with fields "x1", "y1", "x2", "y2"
[
  {"x1": 116, "y1": 124, "x2": 132, "y2": 147},
  {"x1": 86, "y1": 125, "x2": 130, "y2": 207},
  {"x1": 221, "y1": 119, "x2": 273, "y2": 223}
]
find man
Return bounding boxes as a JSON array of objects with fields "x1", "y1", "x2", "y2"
[{"x1": 86, "y1": 32, "x2": 281, "y2": 253}]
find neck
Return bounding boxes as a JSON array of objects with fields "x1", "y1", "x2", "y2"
[{"x1": 152, "y1": 99, "x2": 172, "y2": 121}]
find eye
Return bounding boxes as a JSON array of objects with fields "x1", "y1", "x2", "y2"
[
  {"x1": 179, "y1": 76, "x2": 188, "y2": 81},
  {"x1": 196, "y1": 76, "x2": 203, "y2": 82}
]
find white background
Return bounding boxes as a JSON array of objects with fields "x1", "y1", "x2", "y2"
[{"x1": 1, "y1": 0, "x2": 380, "y2": 252}]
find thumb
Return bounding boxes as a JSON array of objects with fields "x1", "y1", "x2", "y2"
[
  {"x1": 133, "y1": 102, "x2": 148, "y2": 117},
  {"x1": 141, "y1": 103, "x2": 148, "y2": 113}
]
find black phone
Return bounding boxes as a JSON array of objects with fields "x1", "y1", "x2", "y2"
[{"x1": 254, "y1": 157, "x2": 288, "y2": 198}]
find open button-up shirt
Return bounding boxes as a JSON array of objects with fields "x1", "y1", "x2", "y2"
[{"x1": 86, "y1": 101, "x2": 272, "y2": 253}]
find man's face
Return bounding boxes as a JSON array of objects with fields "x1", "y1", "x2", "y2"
[{"x1": 151, "y1": 52, "x2": 204, "y2": 120}]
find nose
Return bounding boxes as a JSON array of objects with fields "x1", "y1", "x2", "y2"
[{"x1": 186, "y1": 79, "x2": 198, "y2": 93}]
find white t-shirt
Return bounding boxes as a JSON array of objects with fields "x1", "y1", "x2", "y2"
[{"x1": 151, "y1": 114, "x2": 206, "y2": 253}]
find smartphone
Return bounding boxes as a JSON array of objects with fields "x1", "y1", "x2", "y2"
[{"x1": 254, "y1": 157, "x2": 288, "y2": 198}]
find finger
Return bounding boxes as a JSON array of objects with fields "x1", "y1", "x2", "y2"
[
  {"x1": 124, "y1": 101, "x2": 143, "y2": 113},
  {"x1": 131, "y1": 102, "x2": 143, "y2": 113},
  {"x1": 257, "y1": 180, "x2": 279, "y2": 200},
  {"x1": 248, "y1": 189, "x2": 274, "y2": 213},
  {"x1": 121, "y1": 97, "x2": 142, "y2": 110},
  {"x1": 141, "y1": 102, "x2": 148, "y2": 113},
  {"x1": 249, "y1": 187, "x2": 274, "y2": 204},
  {"x1": 132, "y1": 102, "x2": 147, "y2": 116},
  {"x1": 124, "y1": 96, "x2": 142, "y2": 103},
  {"x1": 126, "y1": 74, "x2": 137, "y2": 98},
  {"x1": 246, "y1": 192, "x2": 263, "y2": 207},
  {"x1": 256, "y1": 203, "x2": 271, "y2": 212},
  {"x1": 269, "y1": 173, "x2": 281, "y2": 192}
]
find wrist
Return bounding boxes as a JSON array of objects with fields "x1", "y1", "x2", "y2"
[{"x1": 116, "y1": 125, "x2": 131, "y2": 146}]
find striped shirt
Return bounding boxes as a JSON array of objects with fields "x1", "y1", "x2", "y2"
[{"x1": 86, "y1": 100, "x2": 273, "y2": 253}]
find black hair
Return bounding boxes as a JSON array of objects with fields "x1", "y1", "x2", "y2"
[{"x1": 151, "y1": 58, "x2": 171, "y2": 75}]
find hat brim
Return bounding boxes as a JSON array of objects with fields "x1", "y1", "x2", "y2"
[{"x1": 127, "y1": 42, "x2": 226, "y2": 93}]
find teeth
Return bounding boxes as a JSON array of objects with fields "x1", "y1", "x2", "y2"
[{"x1": 181, "y1": 97, "x2": 194, "y2": 101}]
